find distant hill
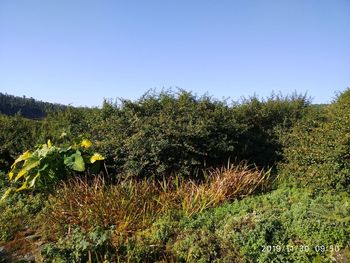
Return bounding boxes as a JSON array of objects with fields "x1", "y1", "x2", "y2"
[{"x1": 0, "y1": 92, "x2": 66, "y2": 119}]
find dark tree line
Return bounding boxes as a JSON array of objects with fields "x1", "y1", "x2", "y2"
[{"x1": 0, "y1": 92, "x2": 66, "y2": 119}]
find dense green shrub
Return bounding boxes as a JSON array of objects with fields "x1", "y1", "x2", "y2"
[
  {"x1": 88, "y1": 91, "x2": 310, "y2": 178},
  {"x1": 0, "y1": 114, "x2": 42, "y2": 170},
  {"x1": 232, "y1": 92, "x2": 310, "y2": 166},
  {"x1": 278, "y1": 88, "x2": 350, "y2": 193},
  {"x1": 89, "y1": 91, "x2": 243, "y2": 177},
  {"x1": 38, "y1": 106, "x2": 95, "y2": 145}
]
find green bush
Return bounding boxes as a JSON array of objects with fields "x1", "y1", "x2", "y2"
[
  {"x1": 37, "y1": 106, "x2": 98, "y2": 146},
  {"x1": 0, "y1": 114, "x2": 42, "y2": 170},
  {"x1": 278, "y1": 88, "x2": 350, "y2": 193},
  {"x1": 232, "y1": 92, "x2": 310, "y2": 166},
  {"x1": 88, "y1": 91, "x2": 310, "y2": 178},
  {"x1": 89, "y1": 91, "x2": 242, "y2": 177}
]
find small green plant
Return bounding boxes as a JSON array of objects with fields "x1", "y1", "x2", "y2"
[
  {"x1": 41, "y1": 226, "x2": 115, "y2": 263},
  {"x1": 1, "y1": 139, "x2": 104, "y2": 199},
  {"x1": 0, "y1": 192, "x2": 47, "y2": 243}
]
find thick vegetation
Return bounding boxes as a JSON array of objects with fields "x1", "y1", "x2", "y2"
[
  {"x1": 278, "y1": 90, "x2": 350, "y2": 193},
  {"x1": 0, "y1": 89, "x2": 349, "y2": 262},
  {"x1": 38, "y1": 91, "x2": 309, "y2": 178}
]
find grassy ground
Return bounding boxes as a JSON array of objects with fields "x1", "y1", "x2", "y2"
[{"x1": 1, "y1": 165, "x2": 349, "y2": 262}]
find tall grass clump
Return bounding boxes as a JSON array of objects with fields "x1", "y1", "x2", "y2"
[
  {"x1": 47, "y1": 163, "x2": 270, "y2": 234},
  {"x1": 40, "y1": 163, "x2": 270, "y2": 261},
  {"x1": 169, "y1": 162, "x2": 271, "y2": 216},
  {"x1": 47, "y1": 176, "x2": 161, "y2": 235},
  {"x1": 209, "y1": 162, "x2": 271, "y2": 200}
]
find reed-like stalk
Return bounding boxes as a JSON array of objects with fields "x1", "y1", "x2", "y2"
[{"x1": 46, "y1": 162, "x2": 270, "y2": 246}]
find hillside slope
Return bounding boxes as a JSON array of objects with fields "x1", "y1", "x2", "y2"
[{"x1": 0, "y1": 92, "x2": 66, "y2": 119}]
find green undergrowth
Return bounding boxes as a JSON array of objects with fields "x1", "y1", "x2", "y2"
[
  {"x1": 0, "y1": 192, "x2": 47, "y2": 242},
  {"x1": 32, "y1": 187, "x2": 350, "y2": 262},
  {"x1": 1, "y1": 178, "x2": 350, "y2": 262},
  {"x1": 156, "y1": 187, "x2": 350, "y2": 262}
]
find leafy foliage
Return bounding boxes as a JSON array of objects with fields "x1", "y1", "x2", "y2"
[
  {"x1": 88, "y1": 90, "x2": 309, "y2": 178},
  {"x1": 2, "y1": 139, "x2": 104, "y2": 198},
  {"x1": 0, "y1": 113, "x2": 42, "y2": 170},
  {"x1": 0, "y1": 193, "x2": 46, "y2": 242},
  {"x1": 145, "y1": 187, "x2": 350, "y2": 262},
  {"x1": 232, "y1": 92, "x2": 310, "y2": 166},
  {"x1": 1, "y1": 90, "x2": 310, "y2": 179},
  {"x1": 279, "y1": 88, "x2": 350, "y2": 193},
  {"x1": 41, "y1": 226, "x2": 115, "y2": 263}
]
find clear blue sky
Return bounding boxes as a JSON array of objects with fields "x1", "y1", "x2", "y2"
[{"x1": 0, "y1": 0, "x2": 349, "y2": 107}]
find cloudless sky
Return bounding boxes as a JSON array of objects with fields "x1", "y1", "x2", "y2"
[{"x1": 0, "y1": 0, "x2": 349, "y2": 107}]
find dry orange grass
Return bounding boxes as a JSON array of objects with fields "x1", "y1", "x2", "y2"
[
  {"x1": 172, "y1": 162, "x2": 271, "y2": 216},
  {"x1": 209, "y1": 162, "x2": 271, "y2": 201},
  {"x1": 45, "y1": 162, "x2": 271, "y2": 241},
  {"x1": 47, "y1": 176, "x2": 163, "y2": 241}
]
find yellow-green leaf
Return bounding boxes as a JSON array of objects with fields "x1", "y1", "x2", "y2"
[
  {"x1": 81, "y1": 139, "x2": 92, "y2": 148},
  {"x1": 1, "y1": 188, "x2": 12, "y2": 201},
  {"x1": 29, "y1": 172, "x2": 41, "y2": 188},
  {"x1": 64, "y1": 151, "x2": 85, "y2": 172},
  {"x1": 16, "y1": 182, "x2": 28, "y2": 192},
  {"x1": 11, "y1": 151, "x2": 31, "y2": 169},
  {"x1": 15, "y1": 160, "x2": 40, "y2": 182},
  {"x1": 90, "y1": 153, "x2": 104, "y2": 163},
  {"x1": 8, "y1": 171, "x2": 15, "y2": 181},
  {"x1": 47, "y1": 139, "x2": 52, "y2": 148}
]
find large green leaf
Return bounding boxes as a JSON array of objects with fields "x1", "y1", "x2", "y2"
[
  {"x1": 11, "y1": 150, "x2": 31, "y2": 169},
  {"x1": 28, "y1": 171, "x2": 41, "y2": 188},
  {"x1": 14, "y1": 158, "x2": 40, "y2": 182},
  {"x1": 64, "y1": 151, "x2": 85, "y2": 172}
]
